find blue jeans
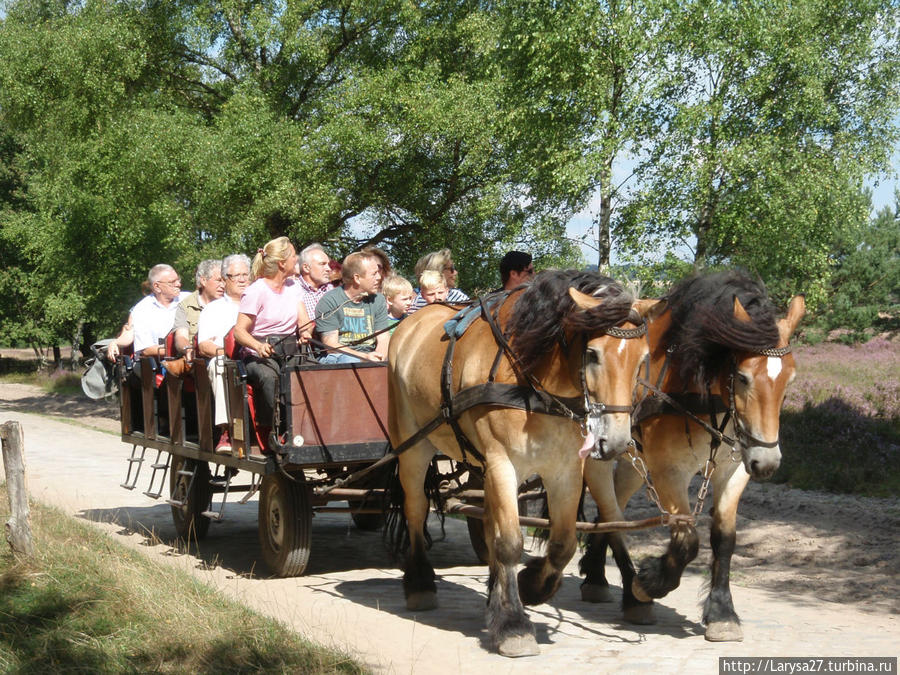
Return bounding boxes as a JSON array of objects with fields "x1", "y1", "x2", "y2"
[{"x1": 319, "y1": 352, "x2": 362, "y2": 364}]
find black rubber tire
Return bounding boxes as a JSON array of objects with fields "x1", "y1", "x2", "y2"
[
  {"x1": 258, "y1": 472, "x2": 312, "y2": 577},
  {"x1": 466, "y1": 516, "x2": 490, "y2": 564},
  {"x1": 349, "y1": 500, "x2": 385, "y2": 531},
  {"x1": 169, "y1": 456, "x2": 212, "y2": 541}
]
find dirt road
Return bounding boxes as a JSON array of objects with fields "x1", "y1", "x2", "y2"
[{"x1": 1, "y1": 385, "x2": 897, "y2": 673}]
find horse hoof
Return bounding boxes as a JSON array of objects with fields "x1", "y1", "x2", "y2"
[
  {"x1": 497, "y1": 634, "x2": 540, "y2": 658},
  {"x1": 623, "y1": 602, "x2": 656, "y2": 625},
  {"x1": 705, "y1": 620, "x2": 743, "y2": 642},
  {"x1": 631, "y1": 578, "x2": 653, "y2": 603},
  {"x1": 581, "y1": 583, "x2": 614, "y2": 603},
  {"x1": 406, "y1": 591, "x2": 438, "y2": 611}
]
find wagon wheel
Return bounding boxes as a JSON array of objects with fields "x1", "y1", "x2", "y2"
[
  {"x1": 258, "y1": 472, "x2": 312, "y2": 577},
  {"x1": 169, "y1": 456, "x2": 212, "y2": 541},
  {"x1": 349, "y1": 500, "x2": 385, "y2": 531},
  {"x1": 347, "y1": 461, "x2": 392, "y2": 531},
  {"x1": 466, "y1": 516, "x2": 491, "y2": 564}
]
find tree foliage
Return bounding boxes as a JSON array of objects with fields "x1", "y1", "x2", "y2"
[
  {"x1": 0, "y1": 0, "x2": 581, "y2": 348},
  {"x1": 810, "y1": 197, "x2": 900, "y2": 339},
  {"x1": 615, "y1": 0, "x2": 900, "y2": 308},
  {"x1": 0, "y1": 0, "x2": 897, "y2": 350}
]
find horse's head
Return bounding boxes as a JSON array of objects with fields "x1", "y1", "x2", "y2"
[
  {"x1": 725, "y1": 294, "x2": 805, "y2": 480},
  {"x1": 566, "y1": 289, "x2": 652, "y2": 460},
  {"x1": 508, "y1": 270, "x2": 655, "y2": 460}
]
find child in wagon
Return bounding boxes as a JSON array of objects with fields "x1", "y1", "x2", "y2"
[
  {"x1": 410, "y1": 270, "x2": 448, "y2": 312},
  {"x1": 382, "y1": 274, "x2": 415, "y2": 332}
]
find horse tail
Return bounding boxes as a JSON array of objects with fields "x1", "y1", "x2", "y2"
[{"x1": 383, "y1": 459, "x2": 446, "y2": 557}]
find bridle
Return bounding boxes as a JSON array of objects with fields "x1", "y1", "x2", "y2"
[
  {"x1": 724, "y1": 344, "x2": 793, "y2": 452},
  {"x1": 578, "y1": 322, "x2": 648, "y2": 431},
  {"x1": 631, "y1": 341, "x2": 793, "y2": 517},
  {"x1": 484, "y1": 298, "x2": 648, "y2": 429}
]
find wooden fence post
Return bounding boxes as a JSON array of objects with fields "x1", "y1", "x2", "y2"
[{"x1": 1, "y1": 420, "x2": 34, "y2": 557}]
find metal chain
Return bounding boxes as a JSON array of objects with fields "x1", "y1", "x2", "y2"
[
  {"x1": 627, "y1": 449, "x2": 669, "y2": 519},
  {"x1": 692, "y1": 458, "x2": 717, "y2": 517}
]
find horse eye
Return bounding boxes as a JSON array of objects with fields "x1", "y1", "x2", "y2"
[
  {"x1": 737, "y1": 373, "x2": 750, "y2": 386},
  {"x1": 586, "y1": 349, "x2": 601, "y2": 365}
]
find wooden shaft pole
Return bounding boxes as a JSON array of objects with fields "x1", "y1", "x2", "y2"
[{"x1": 1, "y1": 420, "x2": 35, "y2": 557}]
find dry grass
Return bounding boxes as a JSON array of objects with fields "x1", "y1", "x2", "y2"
[{"x1": 0, "y1": 485, "x2": 368, "y2": 674}]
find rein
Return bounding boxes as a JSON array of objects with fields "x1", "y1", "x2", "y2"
[{"x1": 320, "y1": 291, "x2": 646, "y2": 494}]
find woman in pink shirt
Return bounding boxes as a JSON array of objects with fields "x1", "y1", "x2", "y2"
[{"x1": 233, "y1": 237, "x2": 312, "y2": 442}]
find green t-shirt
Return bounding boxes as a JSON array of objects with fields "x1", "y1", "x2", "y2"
[{"x1": 314, "y1": 288, "x2": 389, "y2": 352}]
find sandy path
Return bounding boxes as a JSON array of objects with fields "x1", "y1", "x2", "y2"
[{"x1": 1, "y1": 386, "x2": 898, "y2": 673}]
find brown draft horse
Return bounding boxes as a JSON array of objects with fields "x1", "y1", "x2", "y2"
[
  {"x1": 388, "y1": 270, "x2": 651, "y2": 657},
  {"x1": 581, "y1": 270, "x2": 805, "y2": 641}
]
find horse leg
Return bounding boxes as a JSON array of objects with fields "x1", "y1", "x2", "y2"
[
  {"x1": 631, "y1": 464, "x2": 700, "y2": 602},
  {"x1": 580, "y1": 460, "x2": 615, "y2": 602},
  {"x1": 703, "y1": 463, "x2": 750, "y2": 642},
  {"x1": 400, "y1": 445, "x2": 439, "y2": 611},
  {"x1": 582, "y1": 459, "x2": 656, "y2": 624},
  {"x1": 518, "y1": 460, "x2": 580, "y2": 607},
  {"x1": 483, "y1": 457, "x2": 538, "y2": 657}
]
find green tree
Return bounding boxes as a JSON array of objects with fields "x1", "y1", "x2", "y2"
[
  {"x1": 817, "y1": 197, "x2": 900, "y2": 338},
  {"x1": 496, "y1": 0, "x2": 669, "y2": 268},
  {"x1": 615, "y1": 0, "x2": 900, "y2": 308},
  {"x1": 0, "y1": 0, "x2": 582, "y2": 350}
]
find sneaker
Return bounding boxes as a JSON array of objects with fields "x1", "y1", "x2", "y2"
[{"x1": 215, "y1": 429, "x2": 232, "y2": 455}]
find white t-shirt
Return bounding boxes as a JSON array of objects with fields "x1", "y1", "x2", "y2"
[
  {"x1": 132, "y1": 291, "x2": 190, "y2": 353},
  {"x1": 197, "y1": 296, "x2": 240, "y2": 348}
]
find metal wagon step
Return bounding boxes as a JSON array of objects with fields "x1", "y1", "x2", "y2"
[{"x1": 200, "y1": 465, "x2": 236, "y2": 521}]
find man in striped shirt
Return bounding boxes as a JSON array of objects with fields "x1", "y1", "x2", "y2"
[{"x1": 296, "y1": 243, "x2": 334, "y2": 328}]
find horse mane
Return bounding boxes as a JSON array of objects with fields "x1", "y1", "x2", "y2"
[
  {"x1": 662, "y1": 270, "x2": 780, "y2": 388},
  {"x1": 508, "y1": 270, "x2": 634, "y2": 375}
]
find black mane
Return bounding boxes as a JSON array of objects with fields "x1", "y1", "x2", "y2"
[
  {"x1": 662, "y1": 270, "x2": 780, "y2": 388},
  {"x1": 508, "y1": 270, "x2": 634, "y2": 375}
]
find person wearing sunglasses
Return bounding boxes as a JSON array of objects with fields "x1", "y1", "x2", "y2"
[
  {"x1": 197, "y1": 254, "x2": 252, "y2": 454},
  {"x1": 409, "y1": 248, "x2": 469, "y2": 313}
]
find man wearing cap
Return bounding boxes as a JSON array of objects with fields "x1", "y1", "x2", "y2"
[{"x1": 500, "y1": 251, "x2": 535, "y2": 291}]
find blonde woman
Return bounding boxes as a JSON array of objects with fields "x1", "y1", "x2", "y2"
[{"x1": 233, "y1": 237, "x2": 312, "y2": 439}]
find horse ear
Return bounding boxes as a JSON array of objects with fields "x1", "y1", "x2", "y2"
[
  {"x1": 778, "y1": 294, "x2": 806, "y2": 344},
  {"x1": 634, "y1": 297, "x2": 666, "y2": 320},
  {"x1": 568, "y1": 287, "x2": 603, "y2": 310},
  {"x1": 733, "y1": 296, "x2": 752, "y2": 323}
]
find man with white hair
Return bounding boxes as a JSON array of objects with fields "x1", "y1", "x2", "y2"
[
  {"x1": 173, "y1": 259, "x2": 224, "y2": 355},
  {"x1": 297, "y1": 243, "x2": 334, "y2": 324},
  {"x1": 131, "y1": 264, "x2": 190, "y2": 358},
  {"x1": 197, "y1": 254, "x2": 251, "y2": 454}
]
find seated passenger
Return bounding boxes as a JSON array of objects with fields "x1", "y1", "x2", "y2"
[
  {"x1": 361, "y1": 245, "x2": 392, "y2": 290},
  {"x1": 196, "y1": 254, "x2": 251, "y2": 454},
  {"x1": 416, "y1": 270, "x2": 448, "y2": 306},
  {"x1": 297, "y1": 243, "x2": 334, "y2": 322},
  {"x1": 499, "y1": 250, "x2": 535, "y2": 291},
  {"x1": 315, "y1": 252, "x2": 390, "y2": 364},
  {"x1": 233, "y1": 237, "x2": 312, "y2": 443},
  {"x1": 409, "y1": 248, "x2": 468, "y2": 312},
  {"x1": 381, "y1": 274, "x2": 414, "y2": 333},
  {"x1": 173, "y1": 259, "x2": 225, "y2": 356},
  {"x1": 132, "y1": 264, "x2": 190, "y2": 360}
]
